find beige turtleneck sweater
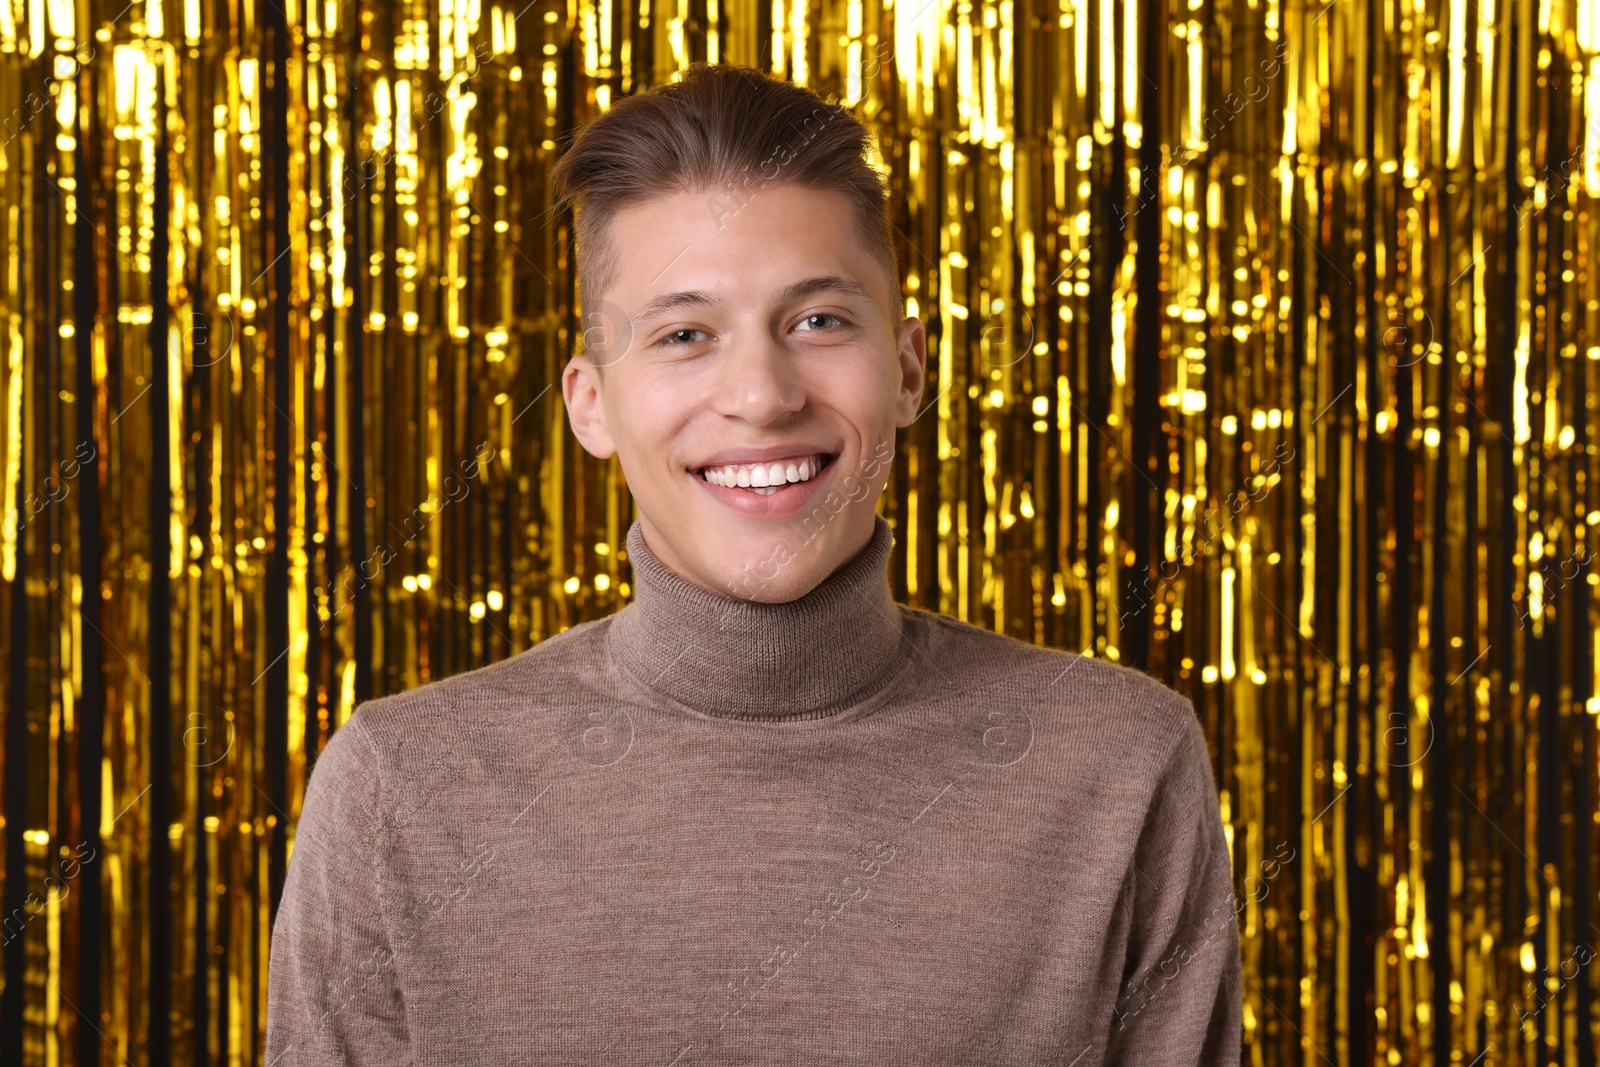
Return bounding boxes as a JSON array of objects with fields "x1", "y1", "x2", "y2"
[{"x1": 265, "y1": 514, "x2": 1242, "y2": 1065}]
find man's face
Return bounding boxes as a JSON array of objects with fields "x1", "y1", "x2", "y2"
[{"x1": 561, "y1": 183, "x2": 927, "y2": 603}]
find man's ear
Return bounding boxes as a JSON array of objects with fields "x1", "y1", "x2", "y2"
[
  {"x1": 561, "y1": 356, "x2": 618, "y2": 460},
  {"x1": 893, "y1": 316, "x2": 929, "y2": 428}
]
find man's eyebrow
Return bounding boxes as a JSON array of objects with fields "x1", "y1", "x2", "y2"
[
  {"x1": 629, "y1": 275, "x2": 875, "y2": 326},
  {"x1": 631, "y1": 289, "x2": 719, "y2": 325},
  {"x1": 776, "y1": 274, "x2": 876, "y2": 307}
]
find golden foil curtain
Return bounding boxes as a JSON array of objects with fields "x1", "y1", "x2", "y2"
[{"x1": 0, "y1": 0, "x2": 1596, "y2": 1062}]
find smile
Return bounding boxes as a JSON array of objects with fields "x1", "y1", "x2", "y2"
[{"x1": 696, "y1": 453, "x2": 837, "y2": 495}]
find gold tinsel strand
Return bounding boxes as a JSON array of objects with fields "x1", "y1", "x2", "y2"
[{"x1": 0, "y1": 0, "x2": 1598, "y2": 1062}]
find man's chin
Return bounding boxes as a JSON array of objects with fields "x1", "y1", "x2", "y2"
[
  {"x1": 704, "y1": 527, "x2": 825, "y2": 604},
  {"x1": 638, "y1": 505, "x2": 858, "y2": 603}
]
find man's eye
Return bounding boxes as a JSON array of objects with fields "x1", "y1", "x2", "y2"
[
  {"x1": 656, "y1": 328, "x2": 708, "y2": 347},
  {"x1": 796, "y1": 313, "x2": 846, "y2": 332}
]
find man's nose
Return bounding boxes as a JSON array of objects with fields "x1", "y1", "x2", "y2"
[{"x1": 713, "y1": 331, "x2": 806, "y2": 424}]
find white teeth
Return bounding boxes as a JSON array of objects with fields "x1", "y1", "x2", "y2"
[{"x1": 700, "y1": 454, "x2": 829, "y2": 492}]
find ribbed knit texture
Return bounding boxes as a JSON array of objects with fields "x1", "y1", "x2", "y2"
[
  {"x1": 266, "y1": 514, "x2": 1242, "y2": 1066},
  {"x1": 608, "y1": 515, "x2": 910, "y2": 721}
]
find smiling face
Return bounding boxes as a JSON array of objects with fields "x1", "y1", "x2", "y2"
[{"x1": 560, "y1": 183, "x2": 927, "y2": 603}]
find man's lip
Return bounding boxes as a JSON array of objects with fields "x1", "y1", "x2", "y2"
[{"x1": 689, "y1": 447, "x2": 839, "y2": 473}]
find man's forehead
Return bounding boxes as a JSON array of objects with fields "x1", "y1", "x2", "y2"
[{"x1": 610, "y1": 187, "x2": 868, "y2": 264}]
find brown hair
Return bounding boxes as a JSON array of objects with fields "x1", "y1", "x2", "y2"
[{"x1": 550, "y1": 62, "x2": 900, "y2": 333}]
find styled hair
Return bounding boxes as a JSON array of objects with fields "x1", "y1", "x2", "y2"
[{"x1": 549, "y1": 62, "x2": 900, "y2": 340}]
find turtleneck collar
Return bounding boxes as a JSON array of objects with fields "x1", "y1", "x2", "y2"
[{"x1": 606, "y1": 514, "x2": 910, "y2": 722}]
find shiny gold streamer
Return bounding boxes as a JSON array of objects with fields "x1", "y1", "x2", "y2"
[{"x1": 1, "y1": 0, "x2": 1598, "y2": 1063}]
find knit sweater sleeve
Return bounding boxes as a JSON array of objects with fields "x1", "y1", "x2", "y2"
[
  {"x1": 1103, "y1": 700, "x2": 1242, "y2": 1066},
  {"x1": 266, "y1": 715, "x2": 413, "y2": 1067}
]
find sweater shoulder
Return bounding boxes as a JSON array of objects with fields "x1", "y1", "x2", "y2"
[
  {"x1": 343, "y1": 614, "x2": 617, "y2": 747},
  {"x1": 904, "y1": 606, "x2": 1197, "y2": 768}
]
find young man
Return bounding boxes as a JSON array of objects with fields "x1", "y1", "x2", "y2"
[{"x1": 266, "y1": 62, "x2": 1242, "y2": 1065}]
